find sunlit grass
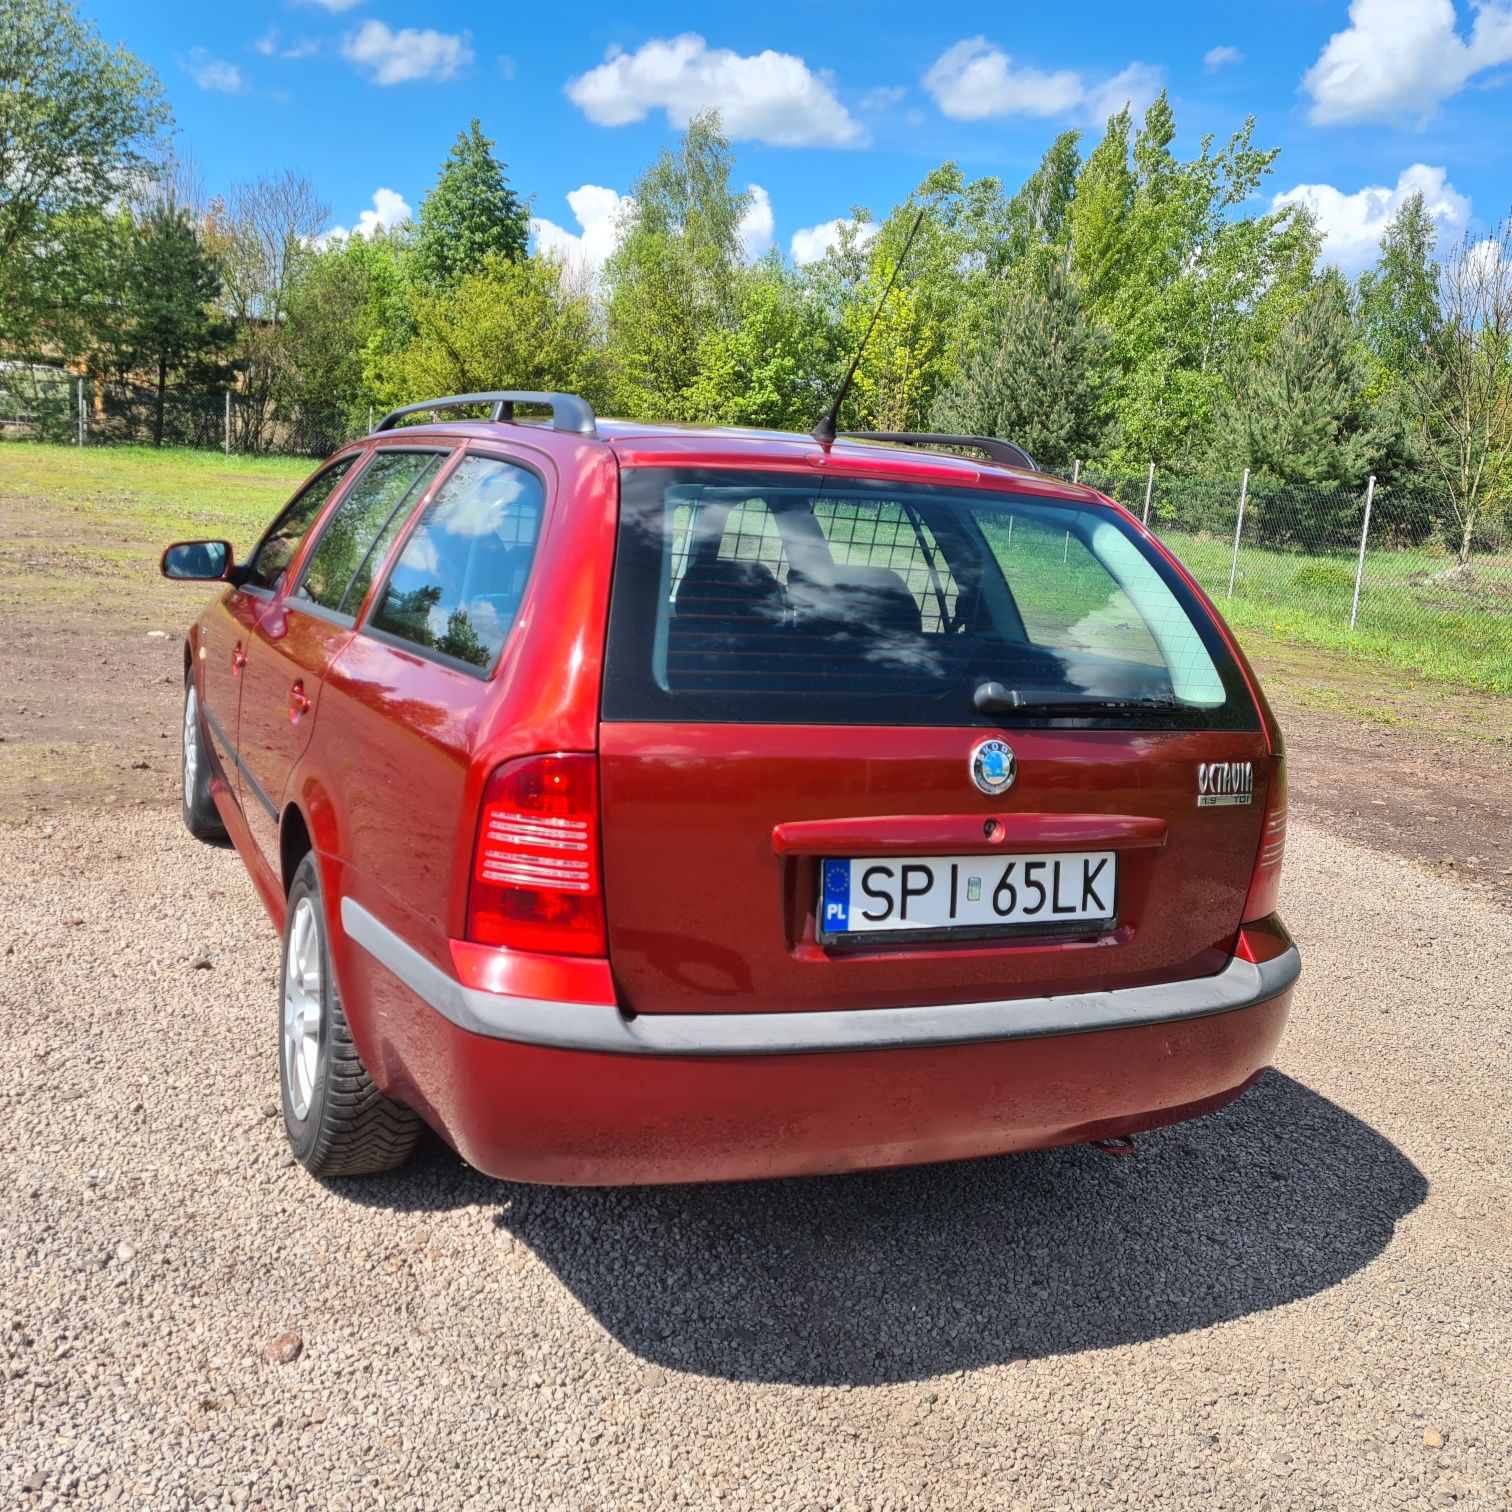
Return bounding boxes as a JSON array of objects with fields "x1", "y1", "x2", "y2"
[
  {"x1": 1162, "y1": 529, "x2": 1512, "y2": 696},
  {"x1": 0, "y1": 441, "x2": 310, "y2": 549}
]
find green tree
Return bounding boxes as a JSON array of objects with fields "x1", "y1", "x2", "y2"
[
  {"x1": 929, "y1": 259, "x2": 1109, "y2": 470},
  {"x1": 1068, "y1": 93, "x2": 1317, "y2": 467},
  {"x1": 381, "y1": 253, "x2": 609, "y2": 411},
  {"x1": 603, "y1": 111, "x2": 750, "y2": 419},
  {"x1": 1358, "y1": 191, "x2": 1440, "y2": 396},
  {"x1": 1067, "y1": 108, "x2": 1135, "y2": 317},
  {"x1": 685, "y1": 257, "x2": 840, "y2": 430},
  {"x1": 1214, "y1": 271, "x2": 1397, "y2": 518},
  {"x1": 282, "y1": 227, "x2": 412, "y2": 430},
  {"x1": 1404, "y1": 221, "x2": 1512, "y2": 567},
  {"x1": 842, "y1": 164, "x2": 1010, "y2": 432},
  {"x1": 1002, "y1": 130, "x2": 1082, "y2": 271},
  {"x1": 412, "y1": 120, "x2": 529, "y2": 287},
  {"x1": 117, "y1": 203, "x2": 232, "y2": 444},
  {"x1": 0, "y1": 0, "x2": 168, "y2": 348}
]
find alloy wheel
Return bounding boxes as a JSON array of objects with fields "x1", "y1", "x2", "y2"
[{"x1": 282, "y1": 897, "x2": 323, "y2": 1121}]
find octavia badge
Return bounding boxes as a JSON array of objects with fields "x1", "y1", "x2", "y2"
[{"x1": 970, "y1": 738, "x2": 1016, "y2": 796}]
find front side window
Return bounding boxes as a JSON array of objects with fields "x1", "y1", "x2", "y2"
[
  {"x1": 244, "y1": 458, "x2": 356, "y2": 593},
  {"x1": 604, "y1": 469, "x2": 1252, "y2": 728},
  {"x1": 293, "y1": 450, "x2": 444, "y2": 614},
  {"x1": 367, "y1": 454, "x2": 544, "y2": 672}
]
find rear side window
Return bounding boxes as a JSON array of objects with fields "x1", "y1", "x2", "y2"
[
  {"x1": 604, "y1": 469, "x2": 1254, "y2": 729},
  {"x1": 367, "y1": 454, "x2": 544, "y2": 673},
  {"x1": 244, "y1": 458, "x2": 356, "y2": 592},
  {"x1": 293, "y1": 450, "x2": 443, "y2": 615}
]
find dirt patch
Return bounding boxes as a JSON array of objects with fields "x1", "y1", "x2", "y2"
[
  {"x1": 2, "y1": 485, "x2": 1509, "y2": 909},
  {"x1": 1245, "y1": 633, "x2": 1512, "y2": 911}
]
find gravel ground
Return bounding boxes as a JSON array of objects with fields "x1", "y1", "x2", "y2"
[{"x1": 1, "y1": 809, "x2": 1507, "y2": 1510}]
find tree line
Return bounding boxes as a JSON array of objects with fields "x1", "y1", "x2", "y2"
[{"x1": 3, "y1": 0, "x2": 1510, "y2": 564}]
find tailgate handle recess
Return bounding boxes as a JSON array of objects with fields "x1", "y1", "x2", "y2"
[{"x1": 772, "y1": 814, "x2": 1167, "y2": 857}]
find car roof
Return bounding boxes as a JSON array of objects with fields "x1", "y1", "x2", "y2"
[{"x1": 365, "y1": 418, "x2": 1111, "y2": 508}]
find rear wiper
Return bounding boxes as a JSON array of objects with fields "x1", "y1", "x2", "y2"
[{"x1": 972, "y1": 681, "x2": 1185, "y2": 715}]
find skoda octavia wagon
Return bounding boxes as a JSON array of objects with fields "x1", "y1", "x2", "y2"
[{"x1": 162, "y1": 392, "x2": 1299, "y2": 1185}]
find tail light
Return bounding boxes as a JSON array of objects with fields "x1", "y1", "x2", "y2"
[
  {"x1": 1242, "y1": 759, "x2": 1287, "y2": 923},
  {"x1": 466, "y1": 754, "x2": 606, "y2": 956}
]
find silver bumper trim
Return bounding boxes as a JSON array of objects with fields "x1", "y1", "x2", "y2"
[{"x1": 341, "y1": 898, "x2": 1300, "y2": 1058}]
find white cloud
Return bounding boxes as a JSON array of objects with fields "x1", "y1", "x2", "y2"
[
  {"x1": 341, "y1": 20, "x2": 473, "y2": 85},
  {"x1": 1302, "y1": 0, "x2": 1512, "y2": 124},
  {"x1": 923, "y1": 37, "x2": 1161, "y2": 124},
  {"x1": 924, "y1": 38, "x2": 1081, "y2": 118},
  {"x1": 530, "y1": 185, "x2": 632, "y2": 275},
  {"x1": 255, "y1": 30, "x2": 320, "y2": 61},
  {"x1": 859, "y1": 84, "x2": 907, "y2": 110},
  {"x1": 182, "y1": 48, "x2": 245, "y2": 94},
  {"x1": 565, "y1": 34, "x2": 863, "y2": 147},
  {"x1": 789, "y1": 217, "x2": 879, "y2": 265},
  {"x1": 1083, "y1": 62, "x2": 1165, "y2": 122},
  {"x1": 322, "y1": 187, "x2": 413, "y2": 244},
  {"x1": 739, "y1": 185, "x2": 775, "y2": 261},
  {"x1": 1272, "y1": 163, "x2": 1471, "y2": 270},
  {"x1": 1204, "y1": 45, "x2": 1245, "y2": 72},
  {"x1": 532, "y1": 180, "x2": 775, "y2": 271}
]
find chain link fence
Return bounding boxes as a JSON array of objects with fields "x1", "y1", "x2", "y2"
[
  {"x1": 0, "y1": 370, "x2": 365, "y2": 459},
  {"x1": 1080, "y1": 464, "x2": 1511, "y2": 695}
]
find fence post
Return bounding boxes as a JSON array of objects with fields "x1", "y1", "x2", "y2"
[
  {"x1": 224, "y1": 391, "x2": 231, "y2": 456},
  {"x1": 1349, "y1": 475, "x2": 1376, "y2": 631},
  {"x1": 77, "y1": 379, "x2": 85, "y2": 448},
  {"x1": 1141, "y1": 461, "x2": 1155, "y2": 525},
  {"x1": 1072, "y1": 459, "x2": 1081, "y2": 485},
  {"x1": 1227, "y1": 468, "x2": 1249, "y2": 599},
  {"x1": 1062, "y1": 531, "x2": 1070, "y2": 564},
  {"x1": 368, "y1": 405, "x2": 375, "y2": 434}
]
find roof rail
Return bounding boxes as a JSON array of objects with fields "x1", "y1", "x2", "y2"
[
  {"x1": 841, "y1": 431, "x2": 1037, "y2": 472},
  {"x1": 374, "y1": 391, "x2": 597, "y2": 438}
]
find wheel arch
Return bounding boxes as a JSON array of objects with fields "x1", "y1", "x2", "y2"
[{"x1": 279, "y1": 804, "x2": 313, "y2": 897}]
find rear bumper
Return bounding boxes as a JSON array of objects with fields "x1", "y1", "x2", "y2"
[{"x1": 341, "y1": 900, "x2": 1298, "y2": 1184}]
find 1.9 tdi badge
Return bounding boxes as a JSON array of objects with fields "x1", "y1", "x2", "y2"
[
  {"x1": 970, "y1": 738, "x2": 1017, "y2": 796},
  {"x1": 1197, "y1": 761, "x2": 1253, "y2": 806}
]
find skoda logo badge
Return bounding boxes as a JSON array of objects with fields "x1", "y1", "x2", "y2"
[{"x1": 970, "y1": 738, "x2": 1016, "y2": 796}]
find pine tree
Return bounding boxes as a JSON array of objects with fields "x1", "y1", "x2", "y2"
[
  {"x1": 929, "y1": 260, "x2": 1109, "y2": 471},
  {"x1": 1215, "y1": 270, "x2": 1396, "y2": 512},
  {"x1": 412, "y1": 120, "x2": 529, "y2": 287},
  {"x1": 119, "y1": 203, "x2": 231, "y2": 445}
]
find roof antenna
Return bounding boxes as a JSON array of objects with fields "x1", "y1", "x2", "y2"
[{"x1": 812, "y1": 209, "x2": 926, "y2": 446}]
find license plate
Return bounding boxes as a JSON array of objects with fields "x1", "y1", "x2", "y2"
[{"x1": 819, "y1": 851, "x2": 1116, "y2": 939}]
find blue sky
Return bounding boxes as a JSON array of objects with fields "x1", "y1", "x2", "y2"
[{"x1": 92, "y1": 0, "x2": 1512, "y2": 272}]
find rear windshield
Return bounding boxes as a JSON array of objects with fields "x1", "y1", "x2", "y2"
[{"x1": 603, "y1": 468, "x2": 1257, "y2": 729}]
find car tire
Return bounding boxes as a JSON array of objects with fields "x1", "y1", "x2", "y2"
[
  {"x1": 279, "y1": 853, "x2": 421, "y2": 1177},
  {"x1": 181, "y1": 676, "x2": 227, "y2": 843}
]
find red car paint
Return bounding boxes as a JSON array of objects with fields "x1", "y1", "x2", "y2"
[{"x1": 169, "y1": 419, "x2": 1297, "y2": 1185}]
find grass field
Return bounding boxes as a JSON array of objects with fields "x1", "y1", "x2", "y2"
[{"x1": 0, "y1": 442, "x2": 310, "y2": 543}]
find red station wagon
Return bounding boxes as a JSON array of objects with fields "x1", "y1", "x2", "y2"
[{"x1": 161, "y1": 391, "x2": 1299, "y2": 1185}]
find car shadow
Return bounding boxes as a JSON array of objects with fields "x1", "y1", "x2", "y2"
[{"x1": 341, "y1": 1071, "x2": 1425, "y2": 1386}]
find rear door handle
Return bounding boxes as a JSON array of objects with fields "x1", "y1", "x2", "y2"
[
  {"x1": 231, "y1": 643, "x2": 247, "y2": 673},
  {"x1": 288, "y1": 681, "x2": 312, "y2": 722}
]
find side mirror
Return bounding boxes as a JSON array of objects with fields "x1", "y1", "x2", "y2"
[{"x1": 161, "y1": 540, "x2": 234, "y2": 582}]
